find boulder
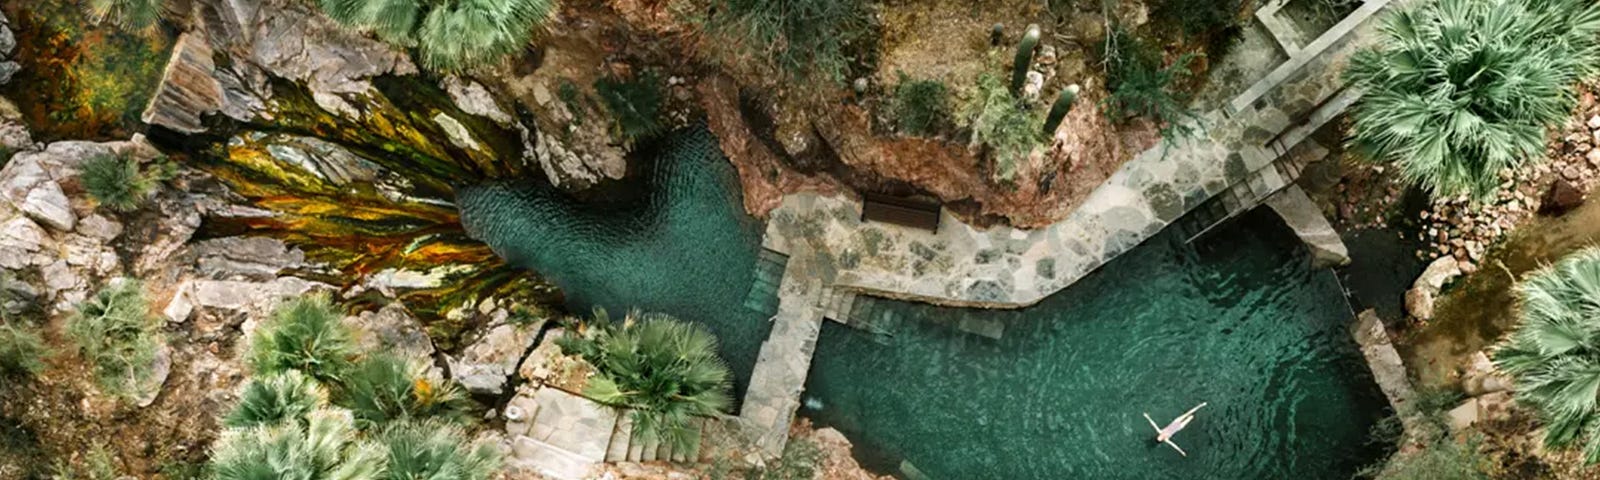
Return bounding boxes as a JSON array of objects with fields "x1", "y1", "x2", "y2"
[
  {"x1": 450, "y1": 319, "x2": 542, "y2": 395},
  {"x1": 444, "y1": 76, "x2": 513, "y2": 125},
  {"x1": 1461, "y1": 351, "x2": 1514, "y2": 397},
  {"x1": 0, "y1": 216, "x2": 48, "y2": 269},
  {"x1": 142, "y1": 32, "x2": 225, "y2": 133},
  {"x1": 344, "y1": 303, "x2": 435, "y2": 361},
  {"x1": 1541, "y1": 176, "x2": 1587, "y2": 215},
  {"x1": 1414, "y1": 256, "x2": 1463, "y2": 291},
  {"x1": 190, "y1": 236, "x2": 304, "y2": 280},
  {"x1": 1404, "y1": 287, "x2": 1435, "y2": 322},
  {"x1": 136, "y1": 344, "x2": 173, "y2": 408}
]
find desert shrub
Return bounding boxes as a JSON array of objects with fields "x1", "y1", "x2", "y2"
[
  {"x1": 965, "y1": 73, "x2": 1043, "y2": 182},
  {"x1": 1099, "y1": 28, "x2": 1199, "y2": 139},
  {"x1": 225, "y1": 370, "x2": 327, "y2": 429},
  {"x1": 210, "y1": 408, "x2": 385, "y2": 480},
  {"x1": 80, "y1": 153, "x2": 155, "y2": 212},
  {"x1": 248, "y1": 294, "x2": 356, "y2": 384},
  {"x1": 703, "y1": 0, "x2": 870, "y2": 81},
  {"x1": 1496, "y1": 247, "x2": 1600, "y2": 462},
  {"x1": 85, "y1": 0, "x2": 163, "y2": 31},
  {"x1": 594, "y1": 71, "x2": 665, "y2": 145},
  {"x1": 375, "y1": 420, "x2": 499, "y2": 480},
  {"x1": 1148, "y1": 0, "x2": 1242, "y2": 35},
  {"x1": 66, "y1": 280, "x2": 160, "y2": 400},
  {"x1": 751, "y1": 438, "x2": 822, "y2": 480},
  {"x1": 340, "y1": 353, "x2": 470, "y2": 429},
  {"x1": 0, "y1": 324, "x2": 46, "y2": 385},
  {"x1": 557, "y1": 309, "x2": 733, "y2": 452},
  {"x1": 316, "y1": 0, "x2": 556, "y2": 72},
  {"x1": 891, "y1": 75, "x2": 950, "y2": 136},
  {"x1": 1346, "y1": 0, "x2": 1600, "y2": 201}
]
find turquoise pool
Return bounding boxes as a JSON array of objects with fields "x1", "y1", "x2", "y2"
[{"x1": 457, "y1": 128, "x2": 1389, "y2": 479}]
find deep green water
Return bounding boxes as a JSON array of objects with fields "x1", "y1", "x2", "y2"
[
  {"x1": 803, "y1": 210, "x2": 1391, "y2": 479},
  {"x1": 456, "y1": 128, "x2": 1389, "y2": 479}
]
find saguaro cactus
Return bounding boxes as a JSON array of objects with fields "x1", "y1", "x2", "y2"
[
  {"x1": 1011, "y1": 24, "x2": 1042, "y2": 95},
  {"x1": 1043, "y1": 84, "x2": 1082, "y2": 135}
]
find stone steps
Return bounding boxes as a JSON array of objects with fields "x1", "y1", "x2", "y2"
[
  {"x1": 742, "y1": 249, "x2": 789, "y2": 316},
  {"x1": 510, "y1": 436, "x2": 599, "y2": 480},
  {"x1": 603, "y1": 410, "x2": 708, "y2": 464}
]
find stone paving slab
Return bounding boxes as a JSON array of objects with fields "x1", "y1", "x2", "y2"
[{"x1": 762, "y1": 0, "x2": 1409, "y2": 310}]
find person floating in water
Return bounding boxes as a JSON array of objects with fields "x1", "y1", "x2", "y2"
[{"x1": 1143, "y1": 402, "x2": 1207, "y2": 457}]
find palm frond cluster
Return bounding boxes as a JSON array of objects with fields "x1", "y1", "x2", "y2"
[
  {"x1": 1346, "y1": 0, "x2": 1600, "y2": 201},
  {"x1": 85, "y1": 0, "x2": 164, "y2": 31},
  {"x1": 557, "y1": 309, "x2": 734, "y2": 452},
  {"x1": 214, "y1": 295, "x2": 491, "y2": 479},
  {"x1": 316, "y1": 0, "x2": 556, "y2": 72},
  {"x1": 65, "y1": 279, "x2": 162, "y2": 401},
  {"x1": 1496, "y1": 247, "x2": 1600, "y2": 463}
]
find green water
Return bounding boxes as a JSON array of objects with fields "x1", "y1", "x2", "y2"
[
  {"x1": 456, "y1": 129, "x2": 773, "y2": 394},
  {"x1": 457, "y1": 128, "x2": 1389, "y2": 479},
  {"x1": 804, "y1": 210, "x2": 1390, "y2": 479}
]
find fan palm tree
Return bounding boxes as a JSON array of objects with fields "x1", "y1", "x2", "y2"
[
  {"x1": 1496, "y1": 247, "x2": 1600, "y2": 463},
  {"x1": 314, "y1": 0, "x2": 555, "y2": 72},
  {"x1": 1345, "y1": 0, "x2": 1600, "y2": 201},
  {"x1": 248, "y1": 294, "x2": 356, "y2": 384},
  {"x1": 557, "y1": 309, "x2": 733, "y2": 452},
  {"x1": 86, "y1": 0, "x2": 164, "y2": 31},
  {"x1": 210, "y1": 408, "x2": 387, "y2": 480}
]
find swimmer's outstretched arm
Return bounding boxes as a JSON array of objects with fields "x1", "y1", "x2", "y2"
[
  {"x1": 1143, "y1": 413, "x2": 1161, "y2": 432},
  {"x1": 1180, "y1": 402, "x2": 1208, "y2": 419}
]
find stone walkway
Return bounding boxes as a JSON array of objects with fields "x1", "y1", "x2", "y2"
[{"x1": 738, "y1": 0, "x2": 1418, "y2": 459}]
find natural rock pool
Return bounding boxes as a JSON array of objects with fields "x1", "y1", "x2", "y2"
[{"x1": 457, "y1": 128, "x2": 1390, "y2": 479}]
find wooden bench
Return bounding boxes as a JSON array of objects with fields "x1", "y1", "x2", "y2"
[{"x1": 860, "y1": 193, "x2": 941, "y2": 232}]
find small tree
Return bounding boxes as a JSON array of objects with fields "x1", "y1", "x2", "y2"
[
  {"x1": 966, "y1": 73, "x2": 1044, "y2": 182},
  {"x1": 557, "y1": 310, "x2": 733, "y2": 452},
  {"x1": 66, "y1": 280, "x2": 161, "y2": 400},
  {"x1": 1346, "y1": 0, "x2": 1600, "y2": 201},
  {"x1": 1496, "y1": 247, "x2": 1600, "y2": 463}
]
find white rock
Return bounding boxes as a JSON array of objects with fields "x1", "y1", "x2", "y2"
[
  {"x1": 1587, "y1": 115, "x2": 1600, "y2": 129},
  {"x1": 164, "y1": 281, "x2": 194, "y2": 324},
  {"x1": 0, "y1": 216, "x2": 47, "y2": 269},
  {"x1": 450, "y1": 321, "x2": 541, "y2": 395},
  {"x1": 443, "y1": 76, "x2": 513, "y2": 125}
]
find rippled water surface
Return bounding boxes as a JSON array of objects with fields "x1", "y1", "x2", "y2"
[
  {"x1": 457, "y1": 128, "x2": 1389, "y2": 479},
  {"x1": 803, "y1": 211, "x2": 1391, "y2": 479}
]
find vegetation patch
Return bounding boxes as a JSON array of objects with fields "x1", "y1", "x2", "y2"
[
  {"x1": 4, "y1": 1, "x2": 172, "y2": 140},
  {"x1": 1346, "y1": 0, "x2": 1600, "y2": 201},
  {"x1": 80, "y1": 153, "x2": 156, "y2": 212},
  {"x1": 341, "y1": 353, "x2": 470, "y2": 429},
  {"x1": 314, "y1": 0, "x2": 556, "y2": 72},
  {"x1": 890, "y1": 74, "x2": 950, "y2": 136},
  {"x1": 594, "y1": 70, "x2": 666, "y2": 145},
  {"x1": 1495, "y1": 246, "x2": 1600, "y2": 462},
  {"x1": 703, "y1": 0, "x2": 872, "y2": 81},
  {"x1": 558, "y1": 309, "x2": 734, "y2": 452},
  {"x1": 66, "y1": 280, "x2": 161, "y2": 401},
  {"x1": 247, "y1": 294, "x2": 356, "y2": 384},
  {"x1": 963, "y1": 73, "x2": 1043, "y2": 182},
  {"x1": 1098, "y1": 28, "x2": 1200, "y2": 140},
  {"x1": 0, "y1": 323, "x2": 47, "y2": 387}
]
